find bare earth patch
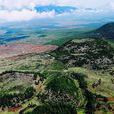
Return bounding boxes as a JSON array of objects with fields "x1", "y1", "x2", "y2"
[{"x1": 0, "y1": 44, "x2": 58, "y2": 59}]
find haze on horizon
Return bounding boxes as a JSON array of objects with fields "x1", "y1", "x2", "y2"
[{"x1": 0, "y1": 0, "x2": 114, "y2": 26}]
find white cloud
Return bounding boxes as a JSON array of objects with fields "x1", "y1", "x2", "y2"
[
  {"x1": 0, "y1": 9, "x2": 56, "y2": 22},
  {"x1": 0, "y1": 0, "x2": 114, "y2": 22},
  {"x1": 0, "y1": 0, "x2": 35, "y2": 10},
  {"x1": 110, "y1": 2, "x2": 114, "y2": 10},
  {"x1": 0, "y1": 0, "x2": 114, "y2": 9}
]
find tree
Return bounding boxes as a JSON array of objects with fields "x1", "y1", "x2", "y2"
[{"x1": 25, "y1": 87, "x2": 35, "y2": 99}]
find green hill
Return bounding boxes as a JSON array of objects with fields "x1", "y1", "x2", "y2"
[
  {"x1": 53, "y1": 38, "x2": 114, "y2": 70},
  {"x1": 1, "y1": 38, "x2": 114, "y2": 114},
  {"x1": 31, "y1": 72, "x2": 85, "y2": 114}
]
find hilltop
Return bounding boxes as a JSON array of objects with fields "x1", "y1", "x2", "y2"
[{"x1": 53, "y1": 39, "x2": 114, "y2": 70}]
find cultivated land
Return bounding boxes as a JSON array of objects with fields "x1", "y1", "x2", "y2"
[{"x1": 0, "y1": 44, "x2": 57, "y2": 58}]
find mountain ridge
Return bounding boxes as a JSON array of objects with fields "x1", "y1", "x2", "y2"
[{"x1": 86, "y1": 22, "x2": 114, "y2": 39}]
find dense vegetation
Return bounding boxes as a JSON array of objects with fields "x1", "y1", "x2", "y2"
[
  {"x1": 32, "y1": 72, "x2": 85, "y2": 114},
  {"x1": 54, "y1": 39, "x2": 114, "y2": 70},
  {"x1": 0, "y1": 38, "x2": 114, "y2": 114}
]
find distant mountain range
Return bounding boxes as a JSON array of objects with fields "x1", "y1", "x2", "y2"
[
  {"x1": 35, "y1": 5, "x2": 76, "y2": 14},
  {"x1": 86, "y1": 22, "x2": 114, "y2": 39}
]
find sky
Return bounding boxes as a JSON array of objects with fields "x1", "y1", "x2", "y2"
[{"x1": 0, "y1": 0, "x2": 114, "y2": 25}]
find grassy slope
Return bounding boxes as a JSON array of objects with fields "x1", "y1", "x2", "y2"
[
  {"x1": 45, "y1": 28, "x2": 93, "y2": 46},
  {"x1": 1, "y1": 39, "x2": 114, "y2": 114},
  {"x1": 68, "y1": 67, "x2": 114, "y2": 97},
  {"x1": 108, "y1": 39, "x2": 114, "y2": 48}
]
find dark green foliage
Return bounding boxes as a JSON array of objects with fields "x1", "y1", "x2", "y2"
[
  {"x1": 0, "y1": 92, "x2": 23, "y2": 107},
  {"x1": 25, "y1": 87, "x2": 35, "y2": 99},
  {"x1": 49, "y1": 61, "x2": 65, "y2": 70},
  {"x1": 36, "y1": 72, "x2": 85, "y2": 114},
  {"x1": 26, "y1": 104, "x2": 77, "y2": 114},
  {"x1": 33, "y1": 73, "x2": 37, "y2": 80},
  {"x1": 71, "y1": 73, "x2": 87, "y2": 89},
  {"x1": 0, "y1": 87, "x2": 35, "y2": 107},
  {"x1": 71, "y1": 72, "x2": 97, "y2": 113},
  {"x1": 85, "y1": 90, "x2": 96, "y2": 114},
  {"x1": 54, "y1": 39, "x2": 114, "y2": 70},
  {"x1": 46, "y1": 73, "x2": 78, "y2": 95}
]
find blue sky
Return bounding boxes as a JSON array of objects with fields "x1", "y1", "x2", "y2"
[{"x1": 0, "y1": 0, "x2": 114, "y2": 25}]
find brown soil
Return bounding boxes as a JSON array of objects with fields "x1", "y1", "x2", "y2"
[{"x1": 0, "y1": 44, "x2": 57, "y2": 59}]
